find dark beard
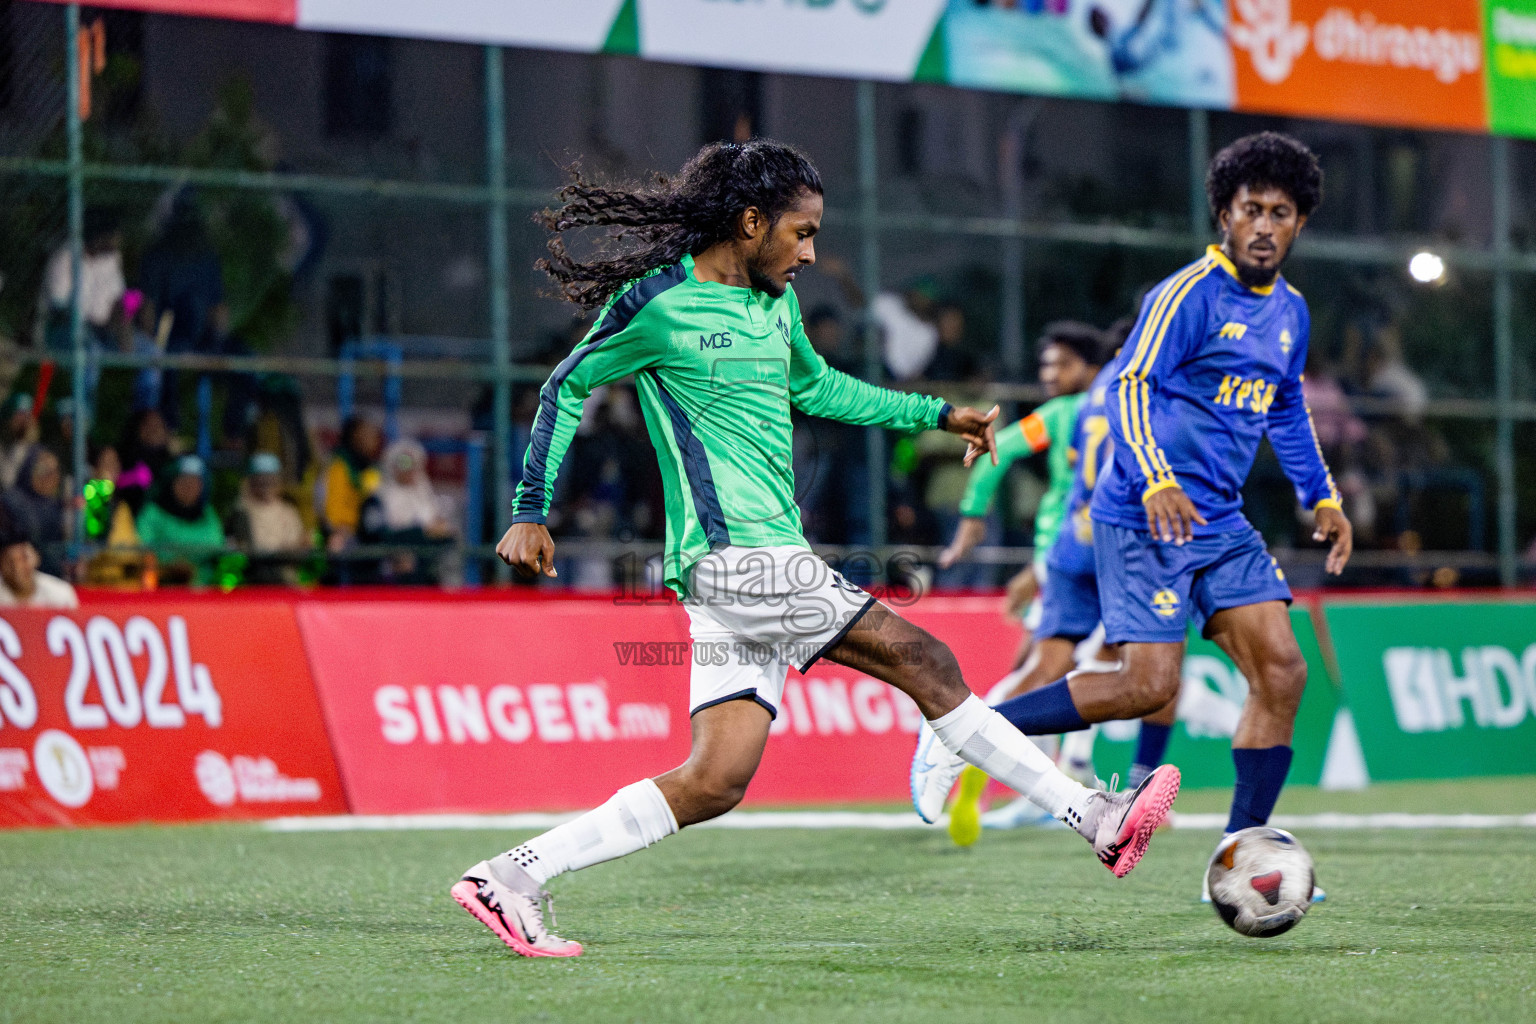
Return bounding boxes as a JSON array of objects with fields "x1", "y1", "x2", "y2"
[
  {"x1": 747, "y1": 232, "x2": 786, "y2": 297},
  {"x1": 1235, "y1": 259, "x2": 1280, "y2": 289},
  {"x1": 747, "y1": 264, "x2": 785, "y2": 297}
]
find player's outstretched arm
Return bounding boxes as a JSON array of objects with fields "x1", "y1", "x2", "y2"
[
  {"x1": 1313, "y1": 504, "x2": 1352, "y2": 575},
  {"x1": 497, "y1": 522, "x2": 557, "y2": 578}
]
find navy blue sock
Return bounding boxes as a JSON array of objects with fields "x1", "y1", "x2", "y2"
[
  {"x1": 1127, "y1": 722, "x2": 1173, "y2": 788},
  {"x1": 1226, "y1": 746, "x2": 1294, "y2": 833},
  {"x1": 993, "y1": 678, "x2": 1088, "y2": 736}
]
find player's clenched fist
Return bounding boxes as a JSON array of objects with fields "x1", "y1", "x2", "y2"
[
  {"x1": 498, "y1": 522, "x2": 557, "y2": 578},
  {"x1": 1143, "y1": 484, "x2": 1207, "y2": 545}
]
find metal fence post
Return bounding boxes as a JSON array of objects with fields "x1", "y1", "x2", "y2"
[
  {"x1": 1492, "y1": 135, "x2": 1516, "y2": 587},
  {"x1": 857, "y1": 80, "x2": 886, "y2": 551},
  {"x1": 65, "y1": 3, "x2": 89, "y2": 549},
  {"x1": 1188, "y1": 108, "x2": 1209, "y2": 249},
  {"x1": 998, "y1": 106, "x2": 1028, "y2": 381},
  {"x1": 486, "y1": 44, "x2": 512, "y2": 583}
]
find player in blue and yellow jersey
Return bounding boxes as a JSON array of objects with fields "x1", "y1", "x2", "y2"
[
  {"x1": 922, "y1": 327, "x2": 1184, "y2": 841},
  {"x1": 986, "y1": 132, "x2": 1352, "y2": 884}
]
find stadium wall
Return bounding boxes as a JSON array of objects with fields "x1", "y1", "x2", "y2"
[{"x1": 1, "y1": 590, "x2": 1534, "y2": 827}]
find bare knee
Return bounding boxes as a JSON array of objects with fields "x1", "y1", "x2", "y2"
[
  {"x1": 1124, "y1": 660, "x2": 1181, "y2": 714},
  {"x1": 1254, "y1": 648, "x2": 1308, "y2": 717},
  {"x1": 910, "y1": 638, "x2": 967, "y2": 714},
  {"x1": 674, "y1": 764, "x2": 751, "y2": 822}
]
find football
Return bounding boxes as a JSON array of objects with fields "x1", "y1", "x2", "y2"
[{"x1": 1206, "y1": 827, "x2": 1317, "y2": 937}]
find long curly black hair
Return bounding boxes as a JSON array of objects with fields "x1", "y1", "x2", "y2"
[
  {"x1": 536, "y1": 139, "x2": 823, "y2": 311},
  {"x1": 1206, "y1": 131, "x2": 1323, "y2": 223}
]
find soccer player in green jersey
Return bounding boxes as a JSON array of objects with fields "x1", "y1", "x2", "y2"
[
  {"x1": 936, "y1": 322, "x2": 1107, "y2": 658},
  {"x1": 450, "y1": 140, "x2": 1181, "y2": 958}
]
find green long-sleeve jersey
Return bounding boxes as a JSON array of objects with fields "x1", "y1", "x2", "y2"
[
  {"x1": 513, "y1": 254, "x2": 949, "y2": 596},
  {"x1": 956, "y1": 393, "x2": 1084, "y2": 553}
]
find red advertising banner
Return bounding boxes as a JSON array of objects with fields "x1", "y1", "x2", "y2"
[
  {"x1": 0, "y1": 601, "x2": 346, "y2": 826},
  {"x1": 36, "y1": 0, "x2": 297, "y2": 24},
  {"x1": 297, "y1": 596, "x2": 1022, "y2": 814}
]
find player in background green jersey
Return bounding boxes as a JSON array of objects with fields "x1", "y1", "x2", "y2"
[
  {"x1": 450, "y1": 140, "x2": 1180, "y2": 958},
  {"x1": 937, "y1": 324, "x2": 1106, "y2": 670}
]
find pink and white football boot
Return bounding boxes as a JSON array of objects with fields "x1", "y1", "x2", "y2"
[
  {"x1": 451, "y1": 861, "x2": 583, "y2": 958},
  {"x1": 1066, "y1": 764, "x2": 1182, "y2": 878}
]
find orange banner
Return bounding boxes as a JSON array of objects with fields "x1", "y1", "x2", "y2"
[{"x1": 1230, "y1": 1, "x2": 1487, "y2": 132}]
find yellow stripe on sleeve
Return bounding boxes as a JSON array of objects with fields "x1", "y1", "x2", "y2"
[
  {"x1": 1116, "y1": 261, "x2": 1208, "y2": 487},
  {"x1": 1302, "y1": 402, "x2": 1341, "y2": 505},
  {"x1": 1119, "y1": 258, "x2": 1213, "y2": 492}
]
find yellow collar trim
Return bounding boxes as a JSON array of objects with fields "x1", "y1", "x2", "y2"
[{"x1": 1207, "y1": 245, "x2": 1276, "y2": 295}]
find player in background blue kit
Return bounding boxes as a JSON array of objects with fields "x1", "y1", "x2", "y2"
[{"x1": 988, "y1": 132, "x2": 1352, "y2": 892}]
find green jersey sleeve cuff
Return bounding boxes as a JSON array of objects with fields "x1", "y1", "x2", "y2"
[
  {"x1": 937, "y1": 402, "x2": 953, "y2": 431},
  {"x1": 510, "y1": 512, "x2": 548, "y2": 525}
]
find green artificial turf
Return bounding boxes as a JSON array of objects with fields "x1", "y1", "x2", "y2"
[{"x1": 3, "y1": 779, "x2": 1534, "y2": 1024}]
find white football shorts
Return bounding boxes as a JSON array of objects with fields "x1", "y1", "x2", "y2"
[{"x1": 683, "y1": 546, "x2": 877, "y2": 719}]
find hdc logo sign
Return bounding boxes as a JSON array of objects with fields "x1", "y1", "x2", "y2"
[{"x1": 1382, "y1": 645, "x2": 1536, "y2": 733}]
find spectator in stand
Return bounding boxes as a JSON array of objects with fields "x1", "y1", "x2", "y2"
[
  {"x1": 925, "y1": 303, "x2": 982, "y2": 382},
  {"x1": 1302, "y1": 350, "x2": 1376, "y2": 549},
  {"x1": 228, "y1": 452, "x2": 311, "y2": 584},
  {"x1": 123, "y1": 288, "x2": 166, "y2": 414},
  {"x1": 82, "y1": 442, "x2": 122, "y2": 542},
  {"x1": 136, "y1": 455, "x2": 225, "y2": 585},
  {"x1": 1363, "y1": 322, "x2": 1428, "y2": 423},
  {"x1": 116, "y1": 408, "x2": 177, "y2": 516},
  {"x1": 322, "y1": 415, "x2": 383, "y2": 555},
  {"x1": 794, "y1": 305, "x2": 871, "y2": 546},
  {"x1": 818, "y1": 256, "x2": 941, "y2": 381},
  {"x1": 41, "y1": 208, "x2": 126, "y2": 352},
  {"x1": 1302, "y1": 349, "x2": 1368, "y2": 459},
  {"x1": 0, "y1": 394, "x2": 38, "y2": 491},
  {"x1": 3, "y1": 449, "x2": 66, "y2": 576},
  {"x1": 0, "y1": 536, "x2": 77, "y2": 609},
  {"x1": 138, "y1": 193, "x2": 228, "y2": 429},
  {"x1": 359, "y1": 439, "x2": 454, "y2": 584}
]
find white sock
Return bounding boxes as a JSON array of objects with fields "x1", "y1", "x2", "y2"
[
  {"x1": 982, "y1": 673, "x2": 1058, "y2": 760},
  {"x1": 928, "y1": 695, "x2": 1093, "y2": 821},
  {"x1": 491, "y1": 778, "x2": 679, "y2": 889}
]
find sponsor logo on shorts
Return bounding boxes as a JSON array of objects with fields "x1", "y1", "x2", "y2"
[{"x1": 1151, "y1": 589, "x2": 1181, "y2": 618}]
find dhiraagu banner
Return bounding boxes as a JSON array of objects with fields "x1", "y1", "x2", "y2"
[
  {"x1": 1323, "y1": 600, "x2": 1536, "y2": 781},
  {"x1": 1486, "y1": 1, "x2": 1536, "y2": 137},
  {"x1": 1091, "y1": 607, "x2": 1338, "y2": 790}
]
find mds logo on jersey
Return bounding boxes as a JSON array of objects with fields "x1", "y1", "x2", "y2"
[
  {"x1": 1218, "y1": 322, "x2": 1248, "y2": 340},
  {"x1": 1151, "y1": 589, "x2": 1181, "y2": 618},
  {"x1": 699, "y1": 331, "x2": 733, "y2": 350}
]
